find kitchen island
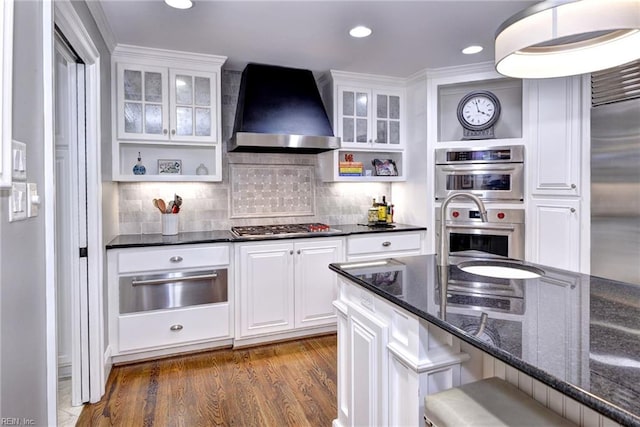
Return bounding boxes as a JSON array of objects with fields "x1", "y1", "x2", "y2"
[{"x1": 329, "y1": 254, "x2": 640, "y2": 427}]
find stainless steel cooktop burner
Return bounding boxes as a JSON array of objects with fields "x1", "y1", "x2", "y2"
[{"x1": 231, "y1": 223, "x2": 340, "y2": 238}]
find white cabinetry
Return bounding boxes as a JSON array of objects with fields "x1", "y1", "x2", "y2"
[
  {"x1": 336, "y1": 85, "x2": 404, "y2": 149},
  {"x1": 528, "y1": 77, "x2": 582, "y2": 196},
  {"x1": 528, "y1": 199, "x2": 581, "y2": 271},
  {"x1": 526, "y1": 76, "x2": 588, "y2": 272},
  {"x1": 235, "y1": 237, "x2": 344, "y2": 345},
  {"x1": 107, "y1": 244, "x2": 233, "y2": 362},
  {"x1": 333, "y1": 274, "x2": 470, "y2": 427},
  {"x1": 112, "y1": 45, "x2": 226, "y2": 182},
  {"x1": 346, "y1": 230, "x2": 425, "y2": 261},
  {"x1": 318, "y1": 70, "x2": 406, "y2": 182}
]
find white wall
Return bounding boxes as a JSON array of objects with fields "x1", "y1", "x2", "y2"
[{"x1": 0, "y1": 1, "x2": 49, "y2": 423}]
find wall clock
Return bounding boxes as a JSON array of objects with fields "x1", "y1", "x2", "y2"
[{"x1": 456, "y1": 90, "x2": 501, "y2": 140}]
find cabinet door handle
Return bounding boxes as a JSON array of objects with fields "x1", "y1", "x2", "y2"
[
  {"x1": 169, "y1": 256, "x2": 183, "y2": 263},
  {"x1": 571, "y1": 184, "x2": 577, "y2": 189},
  {"x1": 570, "y1": 208, "x2": 576, "y2": 213},
  {"x1": 382, "y1": 241, "x2": 392, "y2": 247},
  {"x1": 170, "y1": 324, "x2": 183, "y2": 331},
  {"x1": 289, "y1": 250, "x2": 294, "y2": 255},
  {"x1": 297, "y1": 249, "x2": 301, "y2": 255},
  {"x1": 171, "y1": 129, "x2": 176, "y2": 135},
  {"x1": 163, "y1": 129, "x2": 168, "y2": 135}
]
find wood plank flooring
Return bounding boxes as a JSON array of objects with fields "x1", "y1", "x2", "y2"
[{"x1": 77, "y1": 334, "x2": 337, "y2": 426}]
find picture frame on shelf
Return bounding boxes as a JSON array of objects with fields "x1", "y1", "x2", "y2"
[
  {"x1": 158, "y1": 159, "x2": 182, "y2": 175},
  {"x1": 372, "y1": 158, "x2": 398, "y2": 176}
]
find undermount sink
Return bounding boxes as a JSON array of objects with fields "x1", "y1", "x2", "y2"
[{"x1": 456, "y1": 260, "x2": 545, "y2": 279}]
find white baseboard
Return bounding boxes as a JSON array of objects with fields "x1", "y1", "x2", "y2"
[
  {"x1": 111, "y1": 339, "x2": 234, "y2": 365},
  {"x1": 232, "y1": 325, "x2": 337, "y2": 349},
  {"x1": 58, "y1": 363, "x2": 72, "y2": 380}
]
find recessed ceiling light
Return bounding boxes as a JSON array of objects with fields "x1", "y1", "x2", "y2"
[
  {"x1": 462, "y1": 45, "x2": 483, "y2": 55},
  {"x1": 165, "y1": 0, "x2": 193, "y2": 10},
  {"x1": 349, "y1": 26, "x2": 372, "y2": 38}
]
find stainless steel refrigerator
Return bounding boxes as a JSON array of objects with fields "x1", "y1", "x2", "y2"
[{"x1": 591, "y1": 86, "x2": 640, "y2": 285}]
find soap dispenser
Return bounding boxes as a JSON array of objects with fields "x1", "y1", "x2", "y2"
[{"x1": 133, "y1": 152, "x2": 146, "y2": 175}]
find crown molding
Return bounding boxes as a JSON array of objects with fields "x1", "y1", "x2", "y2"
[{"x1": 85, "y1": 0, "x2": 117, "y2": 53}]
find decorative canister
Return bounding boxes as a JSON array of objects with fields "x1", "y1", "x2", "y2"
[
  {"x1": 367, "y1": 207, "x2": 378, "y2": 224},
  {"x1": 161, "y1": 214, "x2": 179, "y2": 235}
]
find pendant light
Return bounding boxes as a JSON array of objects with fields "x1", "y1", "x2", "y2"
[{"x1": 495, "y1": 0, "x2": 640, "y2": 79}]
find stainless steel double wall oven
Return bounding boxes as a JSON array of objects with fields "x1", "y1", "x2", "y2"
[{"x1": 435, "y1": 145, "x2": 525, "y2": 261}]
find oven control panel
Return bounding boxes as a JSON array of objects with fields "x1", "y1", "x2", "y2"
[{"x1": 445, "y1": 208, "x2": 524, "y2": 224}]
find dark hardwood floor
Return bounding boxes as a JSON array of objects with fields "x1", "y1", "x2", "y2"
[{"x1": 78, "y1": 334, "x2": 337, "y2": 426}]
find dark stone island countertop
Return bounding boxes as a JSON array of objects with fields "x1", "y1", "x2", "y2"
[
  {"x1": 105, "y1": 223, "x2": 426, "y2": 249},
  {"x1": 329, "y1": 253, "x2": 640, "y2": 427}
]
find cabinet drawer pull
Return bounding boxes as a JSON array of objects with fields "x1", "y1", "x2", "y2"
[
  {"x1": 170, "y1": 324, "x2": 183, "y2": 331},
  {"x1": 169, "y1": 256, "x2": 183, "y2": 263},
  {"x1": 382, "y1": 241, "x2": 391, "y2": 247},
  {"x1": 132, "y1": 272, "x2": 218, "y2": 286}
]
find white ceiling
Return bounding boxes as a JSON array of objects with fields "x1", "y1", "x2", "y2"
[{"x1": 94, "y1": 0, "x2": 539, "y2": 77}]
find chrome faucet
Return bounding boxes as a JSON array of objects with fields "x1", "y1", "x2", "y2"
[{"x1": 438, "y1": 192, "x2": 488, "y2": 266}]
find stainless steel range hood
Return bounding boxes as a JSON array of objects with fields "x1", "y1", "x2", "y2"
[{"x1": 228, "y1": 63, "x2": 340, "y2": 153}]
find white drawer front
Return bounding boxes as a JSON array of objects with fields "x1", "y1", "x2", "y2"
[
  {"x1": 118, "y1": 303, "x2": 230, "y2": 352},
  {"x1": 118, "y1": 245, "x2": 229, "y2": 273},
  {"x1": 347, "y1": 232, "x2": 421, "y2": 256}
]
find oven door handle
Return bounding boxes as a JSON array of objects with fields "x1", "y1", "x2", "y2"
[
  {"x1": 445, "y1": 223, "x2": 518, "y2": 232},
  {"x1": 440, "y1": 165, "x2": 519, "y2": 172},
  {"x1": 132, "y1": 272, "x2": 218, "y2": 286}
]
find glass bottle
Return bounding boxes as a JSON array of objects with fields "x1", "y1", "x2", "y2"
[{"x1": 133, "y1": 152, "x2": 146, "y2": 175}]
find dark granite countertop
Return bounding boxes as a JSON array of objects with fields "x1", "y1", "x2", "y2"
[
  {"x1": 329, "y1": 254, "x2": 640, "y2": 427},
  {"x1": 106, "y1": 223, "x2": 426, "y2": 249}
]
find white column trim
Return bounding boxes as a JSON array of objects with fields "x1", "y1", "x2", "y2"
[
  {"x1": 42, "y1": 0, "x2": 57, "y2": 425},
  {"x1": 53, "y1": 0, "x2": 106, "y2": 404}
]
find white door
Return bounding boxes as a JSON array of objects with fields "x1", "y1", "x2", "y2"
[
  {"x1": 54, "y1": 31, "x2": 90, "y2": 406},
  {"x1": 237, "y1": 242, "x2": 295, "y2": 337},
  {"x1": 294, "y1": 239, "x2": 343, "y2": 328}
]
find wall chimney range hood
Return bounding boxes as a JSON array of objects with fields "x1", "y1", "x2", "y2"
[{"x1": 228, "y1": 63, "x2": 340, "y2": 153}]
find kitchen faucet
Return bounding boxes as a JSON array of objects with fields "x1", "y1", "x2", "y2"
[{"x1": 438, "y1": 192, "x2": 488, "y2": 266}]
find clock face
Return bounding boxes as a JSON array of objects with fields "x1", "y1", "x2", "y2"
[
  {"x1": 456, "y1": 90, "x2": 502, "y2": 133},
  {"x1": 462, "y1": 96, "x2": 496, "y2": 126}
]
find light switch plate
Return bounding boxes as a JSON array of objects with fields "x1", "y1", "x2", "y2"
[
  {"x1": 27, "y1": 182, "x2": 39, "y2": 217},
  {"x1": 9, "y1": 182, "x2": 27, "y2": 222},
  {"x1": 12, "y1": 140, "x2": 26, "y2": 181}
]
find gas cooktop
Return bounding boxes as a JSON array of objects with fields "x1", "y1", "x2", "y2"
[{"x1": 231, "y1": 223, "x2": 341, "y2": 239}]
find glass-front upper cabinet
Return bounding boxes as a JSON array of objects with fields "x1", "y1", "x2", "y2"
[
  {"x1": 117, "y1": 63, "x2": 169, "y2": 141},
  {"x1": 337, "y1": 87, "x2": 371, "y2": 148},
  {"x1": 336, "y1": 86, "x2": 403, "y2": 149},
  {"x1": 374, "y1": 91, "x2": 401, "y2": 147},
  {"x1": 169, "y1": 69, "x2": 217, "y2": 142}
]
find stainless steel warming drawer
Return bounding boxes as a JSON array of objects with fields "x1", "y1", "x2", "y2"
[{"x1": 119, "y1": 269, "x2": 228, "y2": 314}]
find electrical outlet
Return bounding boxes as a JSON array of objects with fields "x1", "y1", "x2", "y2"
[
  {"x1": 27, "y1": 182, "x2": 40, "y2": 217},
  {"x1": 9, "y1": 182, "x2": 27, "y2": 222}
]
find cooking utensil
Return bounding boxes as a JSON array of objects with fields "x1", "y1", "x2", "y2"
[
  {"x1": 156, "y1": 198, "x2": 166, "y2": 213},
  {"x1": 174, "y1": 194, "x2": 182, "y2": 207},
  {"x1": 167, "y1": 201, "x2": 175, "y2": 213},
  {"x1": 152, "y1": 198, "x2": 165, "y2": 214}
]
